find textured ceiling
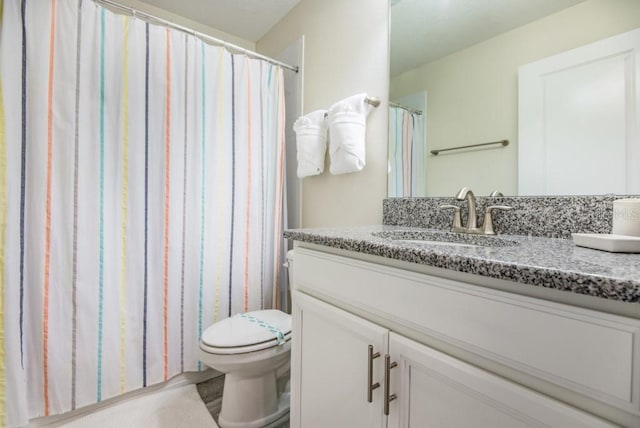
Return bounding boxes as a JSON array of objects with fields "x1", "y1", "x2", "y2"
[
  {"x1": 140, "y1": 0, "x2": 301, "y2": 42},
  {"x1": 391, "y1": 0, "x2": 587, "y2": 77}
]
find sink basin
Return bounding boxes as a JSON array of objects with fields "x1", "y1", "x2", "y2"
[{"x1": 372, "y1": 230, "x2": 519, "y2": 248}]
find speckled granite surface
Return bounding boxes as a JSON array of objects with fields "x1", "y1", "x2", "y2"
[
  {"x1": 383, "y1": 195, "x2": 640, "y2": 239},
  {"x1": 284, "y1": 225, "x2": 640, "y2": 304}
]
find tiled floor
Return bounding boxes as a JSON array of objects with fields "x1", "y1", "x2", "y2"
[
  {"x1": 33, "y1": 384, "x2": 217, "y2": 428},
  {"x1": 196, "y1": 374, "x2": 225, "y2": 422}
]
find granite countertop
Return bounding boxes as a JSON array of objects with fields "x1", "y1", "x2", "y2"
[{"x1": 284, "y1": 225, "x2": 640, "y2": 304}]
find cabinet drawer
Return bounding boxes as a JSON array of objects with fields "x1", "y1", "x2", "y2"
[{"x1": 293, "y1": 248, "x2": 640, "y2": 414}]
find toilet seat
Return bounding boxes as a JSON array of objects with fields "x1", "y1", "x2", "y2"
[
  {"x1": 200, "y1": 333, "x2": 292, "y2": 355},
  {"x1": 201, "y1": 309, "x2": 292, "y2": 355}
]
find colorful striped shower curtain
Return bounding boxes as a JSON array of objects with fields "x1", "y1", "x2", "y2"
[
  {"x1": 0, "y1": 0, "x2": 287, "y2": 426},
  {"x1": 388, "y1": 106, "x2": 425, "y2": 197}
]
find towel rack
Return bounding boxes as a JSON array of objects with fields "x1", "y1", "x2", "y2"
[
  {"x1": 430, "y1": 139, "x2": 509, "y2": 156},
  {"x1": 389, "y1": 102, "x2": 422, "y2": 115},
  {"x1": 365, "y1": 96, "x2": 381, "y2": 107},
  {"x1": 323, "y1": 96, "x2": 381, "y2": 118}
]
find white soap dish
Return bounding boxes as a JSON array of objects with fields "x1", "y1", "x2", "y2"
[{"x1": 572, "y1": 233, "x2": 640, "y2": 253}]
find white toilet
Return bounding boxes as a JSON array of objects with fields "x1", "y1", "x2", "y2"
[
  {"x1": 199, "y1": 253, "x2": 294, "y2": 428},
  {"x1": 199, "y1": 309, "x2": 291, "y2": 427}
]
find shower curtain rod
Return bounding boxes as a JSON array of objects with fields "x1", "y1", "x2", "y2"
[
  {"x1": 389, "y1": 102, "x2": 422, "y2": 115},
  {"x1": 95, "y1": 0, "x2": 300, "y2": 73}
]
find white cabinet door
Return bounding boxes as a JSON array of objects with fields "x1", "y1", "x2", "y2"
[
  {"x1": 387, "y1": 332, "x2": 617, "y2": 428},
  {"x1": 290, "y1": 291, "x2": 389, "y2": 428}
]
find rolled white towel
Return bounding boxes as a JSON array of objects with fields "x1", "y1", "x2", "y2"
[
  {"x1": 328, "y1": 93, "x2": 373, "y2": 175},
  {"x1": 293, "y1": 109, "x2": 328, "y2": 178}
]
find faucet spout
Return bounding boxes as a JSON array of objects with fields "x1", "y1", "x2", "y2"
[
  {"x1": 442, "y1": 187, "x2": 512, "y2": 235},
  {"x1": 455, "y1": 187, "x2": 477, "y2": 230}
]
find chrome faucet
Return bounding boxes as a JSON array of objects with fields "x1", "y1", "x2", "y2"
[
  {"x1": 455, "y1": 187, "x2": 478, "y2": 230},
  {"x1": 439, "y1": 187, "x2": 513, "y2": 235}
]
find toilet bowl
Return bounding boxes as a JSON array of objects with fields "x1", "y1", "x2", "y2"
[{"x1": 199, "y1": 309, "x2": 292, "y2": 428}]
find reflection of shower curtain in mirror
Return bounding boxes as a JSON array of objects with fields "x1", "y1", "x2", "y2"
[
  {"x1": 0, "y1": 0, "x2": 286, "y2": 426},
  {"x1": 388, "y1": 106, "x2": 425, "y2": 197}
]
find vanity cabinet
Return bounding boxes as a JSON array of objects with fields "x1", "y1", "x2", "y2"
[{"x1": 290, "y1": 246, "x2": 640, "y2": 427}]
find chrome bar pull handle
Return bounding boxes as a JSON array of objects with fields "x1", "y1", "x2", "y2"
[
  {"x1": 384, "y1": 354, "x2": 398, "y2": 415},
  {"x1": 367, "y1": 345, "x2": 381, "y2": 403}
]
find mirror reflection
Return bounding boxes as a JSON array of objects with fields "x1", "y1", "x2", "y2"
[
  {"x1": 388, "y1": 0, "x2": 640, "y2": 197},
  {"x1": 388, "y1": 95, "x2": 426, "y2": 197}
]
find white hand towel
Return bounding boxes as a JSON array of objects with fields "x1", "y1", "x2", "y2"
[
  {"x1": 293, "y1": 109, "x2": 328, "y2": 178},
  {"x1": 328, "y1": 93, "x2": 373, "y2": 175}
]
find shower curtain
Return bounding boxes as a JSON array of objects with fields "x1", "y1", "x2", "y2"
[
  {"x1": 388, "y1": 106, "x2": 425, "y2": 197},
  {"x1": 0, "y1": 0, "x2": 287, "y2": 426}
]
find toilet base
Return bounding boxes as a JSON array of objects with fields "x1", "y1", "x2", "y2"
[
  {"x1": 262, "y1": 396, "x2": 290, "y2": 428},
  {"x1": 218, "y1": 390, "x2": 290, "y2": 428},
  {"x1": 217, "y1": 367, "x2": 290, "y2": 428}
]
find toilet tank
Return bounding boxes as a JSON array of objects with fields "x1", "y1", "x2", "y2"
[{"x1": 286, "y1": 250, "x2": 295, "y2": 276}]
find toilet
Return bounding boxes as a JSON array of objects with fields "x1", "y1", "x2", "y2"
[{"x1": 199, "y1": 254, "x2": 294, "y2": 428}]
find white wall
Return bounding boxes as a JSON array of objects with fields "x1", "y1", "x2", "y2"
[
  {"x1": 279, "y1": 38, "x2": 304, "y2": 232},
  {"x1": 258, "y1": 0, "x2": 390, "y2": 227},
  {"x1": 390, "y1": 0, "x2": 640, "y2": 197}
]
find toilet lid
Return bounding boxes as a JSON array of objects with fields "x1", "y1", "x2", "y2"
[{"x1": 201, "y1": 310, "x2": 292, "y2": 350}]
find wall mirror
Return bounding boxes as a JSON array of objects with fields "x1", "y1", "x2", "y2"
[{"x1": 388, "y1": 0, "x2": 640, "y2": 197}]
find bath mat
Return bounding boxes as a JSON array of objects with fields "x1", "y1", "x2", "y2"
[{"x1": 54, "y1": 384, "x2": 218, "y2": 428}]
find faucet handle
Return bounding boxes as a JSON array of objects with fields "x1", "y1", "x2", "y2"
[
  {"x1": 483, "y1": 205, "x2": 513, "y2": 235},
  {"x1": 439, "y1": 205, "x2": 462, "y2": 230}
]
